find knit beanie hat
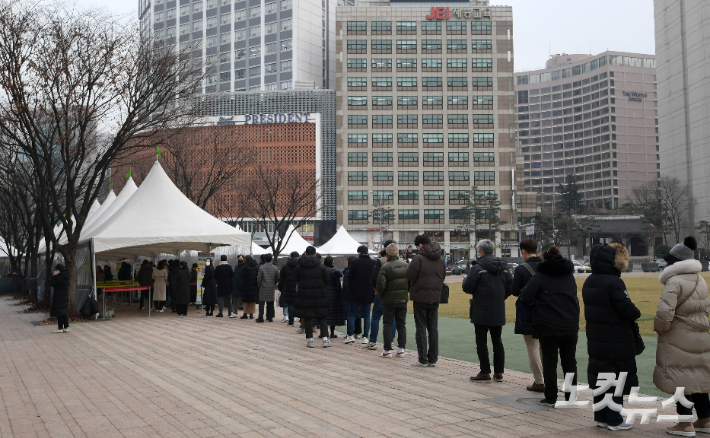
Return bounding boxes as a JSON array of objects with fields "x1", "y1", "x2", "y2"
[
  {"x1": 386, "y1": 243, "x2": 399, "y2": 257},
  {"x1": 664, "y1": 236, "x2": 698, "y2": 264}
]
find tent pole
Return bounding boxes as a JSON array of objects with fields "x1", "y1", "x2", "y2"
[{"x1": 91, "y1": 238, "x2": 100, "y2": 320}]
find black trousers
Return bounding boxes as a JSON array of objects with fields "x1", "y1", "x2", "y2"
[
  {"x1": 139, "y1": 289, "x2": 149, "y2": 309},
  {"x1": 677, "y1": 393, "x2": 710, "y2": 418},
  {"x1": 175, "y1": 304, "x2": 188, "y2": 315},
  {"x1": 413, "y1": 302, "x2": 439, "y2": 365},
  {"x1": 383, "y1": 303, "x2": 407, "y2": 351},
  {"x1": 57, "y1": 315, "x2": 68, "y2": 330},
  {"x1": 474, "y1": 324, "x2": 504, "y2": 375},
  {"x1": 153, "y1": 300, "x2": 165, "y2": 310},
  {"x1": 305, "y1": 319, "x2": 328, "y2": 339},
  {"x1": 218, "y1": 296, "x2": 233, "y2": 315},
  {"x1": 258, "y1": 301, "x2": 275, "y2": 320},
  {"x1": 539, "y1": 334, "x2": 578, "y2": 401},
  {"x1": 205, "y1": 304, "x2": 215, "y2": 313}
]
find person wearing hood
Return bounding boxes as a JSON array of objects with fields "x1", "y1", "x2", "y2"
[
  {"x1": 521, "y1": 245, "x2": 579, "y2": 406},
  {"x1": 257, "y1": 254, "x2": 280, "y2": 322},
  {"x1": 190, "y1": 263, "x2": 198, "y2": 303},
  {"x1": 654, "y1": 236, "x2": 710, "y2": 437},
  {"x1": 406, "y1": 235, "x2": 446, "y2": 367},
  {"x1": 167, "y1": 260, "x2": 180, "y2": 312},
  {"x1": 293, "y1": 246, "x2": 332, "y2": 348},
  {"x1": 279, "y1": 252, "x2": 299, "y2": 327},
  {"x1": 583, "y1": 243, "x2": 640, "y2": 431},
  {"x1": 509, "y1": 238, "x2": 545, "y2": 392},
  {"x1": 344, "y1": 246, "x2": 376, "y2": 344},
  {"x1": 151, "y1": 260, "x2": 168, "y2": 312},
  {"x1": 103, "y1": 265, "x2": 113, "y2": 282},
  {"x1": 175, "y1": 261, "x2": 191, "y2": 316},
  {"x1": 376, "y1": 243, "x2": 409, "y2": 358},
  {"x1": 464, "y1": 239, "x2": 513, "y2": 382},
  {"x1": 368, "y1": 240, "x2": 397, "y2": 350},
  {"x1": 136, "y1": 259, "x2": 153, "y2": 311},
  {"x1": 117, "y1": 259, "x2": 133, "y2": 281},
  {"x1": 50, "y1": 264, "x2": 71, "y2": 333},
  {"x1": 215, "y1": 255, "x2": 236, "y2": 318},
  {"x1": 202, "y1": 258, "x2": 217, "y2": 316},
  {"x1": 232, "y1": 255, "x2": 244, "y2": 310},
  {"x1": 324, "y1": 256, "x2": 345, "y2": 338},
  {"x1": 240, "y1": 255, "x2": 259, "y2": 319}
]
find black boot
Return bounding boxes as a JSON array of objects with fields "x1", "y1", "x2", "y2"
[
  {"x1": 249, "y1": 314, "x2": 253, "y2": 319},
  {"x1": 240, "y1": 314, "x2": 248, "y2": 319}
]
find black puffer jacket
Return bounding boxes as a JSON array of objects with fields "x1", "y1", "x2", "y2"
[
  {"x1": 232, "y1": 261, "x2": 244, "y2": 298},
  {"x1": 326, "y1": 268, "x2": 345, "y2": 326},
  {"x1": 293, "y1": 256, "x2": 330, "y2": 319},
  {"x1": 463, "y1": 255, "x2": 513, "y2": 326},
  {"x1": 202, "y1": 264, "x2": 217, "y2": 306},
  {"x1": 510, "y1": 256, "x2": 543, "y2": 335},
  {"x1": 346, "y1": 254, "x2": 376, "y2": 304},
  {"x1": 240, "y1": 258, "x2": 260, "y2": 302},
  {"x1": 583, "y1": 244, "x2": 641, "y2": 388},
  {"x1": 521, "y1": 256, "x2": 580, "y2": 337},
  {"x1": 215, "y1": 262, "x2": 234, "y2": 297},
  {"x1": 50, "y1": 268, "x2": 71, "y2": 317},
  {"x1": 117, "y1": 262, "x2": 133, "y2": 281},
  {"x1": 278, "y1": 258, "x2": 299, "y2": 306}
]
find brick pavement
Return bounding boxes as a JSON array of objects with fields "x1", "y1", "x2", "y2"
[{"x1": 0, "y1": 297, "x2": 678, "y2": 437}]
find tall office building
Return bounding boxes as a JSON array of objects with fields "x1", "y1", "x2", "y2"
[
  {"x1": 655, "y1": 0, "x2": 710, "y2": 233},
  {"x1": 336, "y1": 0, "x2": 537, "y2": 259},
  {"x1": 139, "y1": 0, "x2": 342, "y2": 93},
  {"x1": 514, "y1": 52, "x2": 659, "y2": 211}
]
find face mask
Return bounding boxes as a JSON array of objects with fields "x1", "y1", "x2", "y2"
[{"x1": 205, "y1": 261, "x2": 210, "y2": 266}]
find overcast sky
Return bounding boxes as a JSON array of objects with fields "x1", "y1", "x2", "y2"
[{"x1": 78, "y1": 0, "x2": 656, "y2": 72}]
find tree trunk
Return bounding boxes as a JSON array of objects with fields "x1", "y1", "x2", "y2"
[
  {"x1": 29, "y1": 255, "x2": 38, "y2": 301},
  {"x1": 566, "y1": 209, "x2": 572, "y2": 259},
  {"x1": 64, "y1": 254, "x2": 78, "y2": 316}
]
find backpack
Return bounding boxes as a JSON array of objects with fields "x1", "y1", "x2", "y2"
[{"x1": 440, "y1": 283, "x2": 450, "y2": 304}]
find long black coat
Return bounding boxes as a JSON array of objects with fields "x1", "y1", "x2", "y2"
[
  {"x1": 215, "y1": 262, "x2": 234, "y2": 297},
  {"x1": 117, "y1": 262, "x2": 133, "y2": 281},
  {"x1": 202, "y1": 264, "x2": 217, "y2": 306},
  {"x1": 240, "y1": 259, "x2": 260, "y2": 303},
  {"x1": 278, "y1": 258, "x2": 298, "y2": 306},
  {"x1": 346, "y1": 254, "x2": 376, "y2": 304},
  {"x1": 190, "y1": 269, "x2": 197, "y2": 303},
  {"x1": 510, "y1": 256, "x2": 543, "y2": 335},
  {"x1": 50, "y1": 269, "x2": 71, "y2": 317},
  {"x1": 232, "y1": 261, "x2": 244, "y2": 298},
  {"x1": 175, "y1": 268, "x2": 191, "y2": 306},
  {"x1": 463, "y1": 255, "x2": 513, "y2": 326},
  {"x1": 326, "y1": 268, "x2": 345, "y2": 326},
  {"x1": 583, "y1": 244, "x2": 641, "y2": 390},
  {"x1": 293, "y1": 256, "x2": 330, "y2": 319},
  {"x1": 168, "y1": 264, "x2": 179, "y2": 299}
]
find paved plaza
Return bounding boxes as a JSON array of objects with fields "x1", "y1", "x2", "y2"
[{"x1": 0, "y1": 297, "x2": 681, "y2": 437}]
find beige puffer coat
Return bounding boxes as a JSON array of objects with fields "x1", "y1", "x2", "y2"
[
  {"x1": 653, "y1": 259, "x2": 710, "y2": 394},
  {"x1": 152, "y1": 267, "x2": 168, "y2": 301}
]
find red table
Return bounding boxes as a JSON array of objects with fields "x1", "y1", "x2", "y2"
[{"x1": 101, "y1": 286, "x2": 152, "y2": 318}]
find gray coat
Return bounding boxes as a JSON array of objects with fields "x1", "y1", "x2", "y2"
[{"x1": 257, "y1": 263, "x2": 280, "y2": 302}]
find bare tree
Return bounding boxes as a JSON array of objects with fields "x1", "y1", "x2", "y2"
[
  {"x1": 0, "y1": 1, "x2": 203, "y2": 312},
  {"x1": 236, "y1": 165, "x2": 325, "y2": 258},
  {"x1": 658, "y1": 176, "x2": 690, "y2": 245},
  {"x1": 621, "y1": 180, "x2": 667, "y2": 245}
]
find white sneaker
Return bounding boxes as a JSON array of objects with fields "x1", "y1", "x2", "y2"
[
  {"x1": 396, "y1": 349, "x2": 405, "y2": 358},
  {"x1": 52, "y1": 329, "x2": 64, "y2": 333},
  {"x1": 596, "y1": 422, "x2": 608, "y2": 428},
  {"x1": 343, "y1": 335, "x2": 355, "y2": 344},
  {"x1": 354, "y1": 334, "x2": 362, "y2": 339},
  {"x1": 411, "y1": 361, "x2": 428, "y2": 367},
  {"x1": 365, "y1": 342, "x2": 377, "y2": 350},
  {"x1": 607, "y1": 423, "x2": 633, "y2": 431},
  {"x1": 323, "y1": 339, "x2": 333, "y2": 348},
  {"x1": 281, "y1": 316, "x2": 288, "y2": 323},
  {"x1": 229, "y1": 313, "x2": 237, "y2": 318},
  {"x1": 361, "y1": 337, "x2": 369, "y2": 344},
  {"x1": 380, "y1": 350, "x2": 393, "y2": 358},
  {"x1": 63, "y1": 328, "x2": 70, "y2": 333}
]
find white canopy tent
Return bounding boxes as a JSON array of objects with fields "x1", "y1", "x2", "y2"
[
  {"x1": 277, "y1": 225, "x2": 311, "y2": 256},
  {"x1": 37, "y1": 199, "x2": 102, "y2": 254},
  {"x1": 83, "y1": 192, "x2": 116, "y2": 231},
  {"x1": 317, "y1": 226, "x2": 375, "y2": 255},
  {"x1": 0, "y1": 238, "x2": 18, "y2": 257},
  {"x1": 251, "y1": 241, "x2": 268, "y2": 256},
  {"x1": 78, "y1": 178, "x2": 138, "y2": 240},
  {"x1": 80, "y1": 160, "x2": 251, "y2": 259}
]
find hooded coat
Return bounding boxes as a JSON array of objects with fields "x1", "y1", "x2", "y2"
[
  {"x1": 278, "y1": 258, "x2": 299, "y2": 306},
  {"x1": 202, "y1": 264, "x2": 217, "y2": 306},
  {"x1": 376, "y1": 256, "x2": 410, "y2": 305},
  {"x1": 240, "y1": 258, "x2": 260, "y2": 303},
  {"x1": 175, "y1": 266, "x2": 191, "y2": 306},
  {"x1": 463, "y1": 255, "x2": 513, "y2": 326},
  {"x1": 293, "y1": 256, "x2": 330, "y2": 319},
  {"x1": 406, "y1": 243, "x2": 446, "y2": 304},
  {"x1": 582, "y1": 244, "x2": 641, "y2": 391},
  {"x1": 510, "y1": 256, "x2": 543, "y2": 335},
  {"x1": 215, "y1": 261, "x2": 234, "y2": 298},
  {"x1": 117, "y1": 262, "x2": 133, "y2": 281},
  {"x1": 257, "y1": 263, "x2": 280, "y2": 302},
  {"x1": 232, "y1": 261, "x2": 244, "y2": 298},
  {"x1": 521, "y1": 256, "x2": 579, "y2": 338},
  {"x1": 346, "y1": 254, "x2": 376, "y2": 304},
  {"x1": 326, "y1": 268, "x2": 345, "y2": 326},
  {"x1": 136, "y1": 261, "x2": 153, "y2": 288},
  {"x1": 654, "y1": 259, "x2": 710, "y2": 394},
  {"x1": 50, "y1": 268, "x2": 71, "y2": 317},
  {"x1": 151, "y1": 266, "x2": 169, "y2": 301}
]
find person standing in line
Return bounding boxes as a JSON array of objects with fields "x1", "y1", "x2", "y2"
[
  {"x1": 50, "y1": 264, "x2": 71, "y2": 333},
  {"x1": 240, "y1": 255, "x2": 259, "y2": 319},
  {"x1": 344, "y1": 246, "x2": 376, "y2": 345},
  {"x1": 324, "y1": 256, "x2": 345, "y2": 338},
  {"x1": 257, "y1": 254, "x2": 280, "y2": 322},
  {"x1": 190, "y1": 263, "x2": 198, "y2": 303},
  {"x1": 293, "y1": 246, "x2": 332, "y2": 348},
  {"x1": 405, "y1": 245, "x2": 413, "y2": 263},
  {"x1": 464, "y1": 239, "x2": 512, "y2": 382},
  {"x1": 278, "y1": 252, "x2": 299, "y2": 328},
  {"x1": 103, "y1": 265, "x2": 113, "y2": 281},
  {"x1": 167, "y1": 260, "x2": 179, "y2": 312},
  {"x1": 509, "y1": 238, "x2": 545, "y2": 392},
  {"x1": 232, "y1": 256, "x2": 244, "y2": 314},
  {"x1": 520, "y1": 245, "x2": 579, "y2": 406},
  {"x1": 175, "y1": 261, "x2": 191, "y2": 316},
  {"x1": 654, "y1": 236, "x2": 710, "y2": 437},
  {"x1": 135, "y1": 259, "x2": 152, "y2": 311},
  {"x1": 202, "y1": 258, "x2": 217, "y2": 316},
  {"x1": 150, "y1": 260, "x2": 167, "y2": 312},
  {"x1": 376, "y1": 243, "x2": 409, "y2": 358},
  {"x1": 368, "y1": 240, "x2": 397, "y2": 350},
  {"x1": 406, "y1": 234, "x2": 445, "y2": 367},
  {"x1": 117, "y1": 259, "x2": 133, "y2": 281},
  {"x1": 96, "y1": 265, "x2": 104, "y2": 283},
  {"x1": 215, "y1": 255, "x2": 236, "y2": 318},
  {"x1": 583, "y1": 243, "x2": 640, "y2": 431}
]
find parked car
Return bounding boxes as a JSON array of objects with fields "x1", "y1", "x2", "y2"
[
  {"x1": 447, "y1": 260, "x2": 470, "y2": 275},
  {"x1": 573, "y1": 263, "x2": 592, "y2": 273}
]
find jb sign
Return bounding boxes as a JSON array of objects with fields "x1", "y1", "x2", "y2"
[{"x1": 426, "y1": 6, "x2": 491, "y2": 20}]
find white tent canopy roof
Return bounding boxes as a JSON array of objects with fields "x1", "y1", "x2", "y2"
[
  {"x1": 251, "y1": 241, "x2": 267, "y2": 256},
  {"x1": 79, "y1": 179, "x2": 137, "y2": 239},
  {"x1": 0, "y1": 238, "x2": 18, "y2": 257},
  {"x1": 83, "y1": 194, "x2": 114, "y2": 231},
  {"x1": 317, "y1": 226, "x2": 374, "y2": 255},
  {"x1": 38, "y1": 199, "x2": 102, "y2": 253},
  {"x1": 81, "y1": 160, "x2": 251, "y2": 259},
  {"x1": 277, "y1": 225, "x2": 310, "y2": 256}
]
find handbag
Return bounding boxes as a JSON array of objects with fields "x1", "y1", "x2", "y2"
[
  {"x1": 440, "y1": 283, "x2": 449, "y2": 304},
  {"x1": 631, "y1": 321, "x2": 645, "y2": 355}
]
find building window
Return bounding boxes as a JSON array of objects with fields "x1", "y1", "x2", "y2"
[
  {"x1": 373, "y1": 171, "x2": 393, "y2": 182},
  {"x1": 192, "y1": 0, "x2": 202, "y2": 12},
  {"x1": 347, "y1": 21, "x2": 367, "y2": 33},
  {"x1": 281, "y1": 0, "x2": 292, "y2": 11},
  {"x1": 424, "y1": 152, "x2": 444, "y2": 165},
  {"x1": 473, "y1": 114, "x2": 494, "y2": 126},
  {"x1": 249, "y1": 66, "x2": 260, "y2": 77},
  {"x1": 265, "y1": 62, "x2": 277, "y2": 74},
  {"x1": 348, "y1": 115, "x2": 367, "y2": 126},
  {"x1": 396, "y1": 40, "x2": 417, "y2": 51},
  {"x1": 449, "y1": 152, "x2": 469, "y2": 163},
  {"x1": 422, "y1": 77, "x2": 442, "y2": 88},
  {"x1": 235, "y1": 29, "x2": 246, "y2": 42},
  {"x1": 281, "y1": 18, "x2": 292, "y2": 31},
  {"x1": 265, "y1": 2, "x2": 276, "y2": 14},
  {"x1": 398, "y1": 133, "x2": 418, "y2": 144},
  {"x1": 373, "y1": 191, "x2": 394, "y2": 202},
  {"x1": 397, "y1": 96, "x2": 417, "y2": 107},
  {"x1": 166, "y1": 8, "x2": 176, "y2": 19},
  {"x1": 371, "y1": 77, "x2": 392, "y2": 88},
  {"x1": 422, "y1": 39, "x2": 442, "y2": 51},
  {"x1": 398, "y1": 171, "x2": 419, "y2": 183},
  {"x1": 348, "y1": 58, "x2": 367, "y2": 69},
  {"x1": 206, "y1": 35, "x2": 218, "y2": 47},
  {"x1": 399, "y1": 191, "x2": 419, "y2": 202},
  {"x1": 265, "y1": 83, "x2": 277, "y2": 91},
  {"x1": 219, "y1": 12, "x2": 230, "y2": 25},
  {"x1": 422, "y1": 58, "x2": 442, "y2": 69},
  {"x1": 422, "y1": 95, "x2": 443, "y2": 106},
  {"x1": 448, "y1": 133, "x2": 469, "y2": 145},
  {"x1": 423, "y1": 133, "x2": 443, "y2": 143},
  {"x1": 421, "y1": 21, "x2": 441, "y2": 33},
  {"x1": 398, "y1": 152, "x2": 418, "y2": 163},
  {"x1": 373, "y1": 152, "x2": 393, "y2": 163},
  {"x1": 448, "y1": 114, "x2": 467, "y2": 126},
  {"x1": 372, "y1": 115, "x2": 392, "y2": 126},
  {"x1": 448, "y1": 95, "x2": 468, "y2": 107},
  {"x1": 474, "y1": 171, "x2": 495, "y2": 185},
  {"x1": 372, "y1": 133, "x2": 393, "y2": 144},
  {"x1": 372, "y1": 58, "x2": 392, "y2": 69},
  {"x1": 423, "y1": 114, "x2": 443, "y2": 126},
  {"x1": 447, "y1": 58, "x2": 467, "y2": 69},
  {"x1": 472, "y1": 39, "x2": 492, "y2": 51},
  {"x1": 371, "y1": 21, "x2": 392, "y2": 32},
  {"x1": 449, "y1": 171, "x2": 470, "y2": 182},
  {"x1": 265, "y1": 22, "x2": 277, "y2": 35},
  {"x1": 472, "y1": 58, "x2": 493, "y2": 70},
  {"x1": 348, "y1": 172, "x2": 368, "y2": 183},
  {"x1": 348, "y1": 191, "x2": 368, "y2": 202},
  {"x1": 397, "y1": 114, "x2": 417, "y2": 125},
  {"x1": 220, "y1": 71, "x2": 230, "y2": 82},
  {"x1": 348, "y1": 134, "x2": 368, "y2": 145},
  {"x1": 372, "y1": 96, "x2": 392, "y2": 107},
  {"x1": 193, "y1": 19, "x2": 203, "y2": 32},
  {"x1": 249, "y1": 45, "x2": 261, "y2": 58},
  {"x1": 220, "y1": 53, "x2": 230, "y2": 64},
  {"x1": 447, "y1": 39, "x2": 467, "y2": 51},
  {"x1": 347, "y1": 40, "x2": 367, "y2": 52},
  {"x1": 221, "y1": 32, "x2": 232, "y2": 44},
  {"x1": 474, "y1": 152, "x2": 495, "y2": 162},
  {"x1": 371, "y1": 40, "x2": 392, "y2": 52},
  {"x1": 206, "y1": 0, "x2": 217, "y2": 8},
  {"x1": 249, "y1": 5, "x2": 261, "y2": 18},
  {"x1": 235, "y1": 9, "x2": 246, "y2": 21},
  {"x1": 473, "y1": 133, "x2": 494, "y2": 145},
  {"x1": 348, "y1": 77, "x2": 367, "y2": 88},
  {"x1": 396, "y1": 21, "x2": 416, "y2": 32},
  {"x1": 424, "y1": 209, "x2": 444, "y2": 223},
  {"x1": 180, "y1": 23, "x2": 190, "y2": 36},
  {"x1": 347, "y1": 96, "x2": 367, "y2": 107},
  {"x1": 397, "y1": 77, "x2": 417, "y2": 88},
  {"x1": 166, "y1": 26, "x2": 176, "y2": 38},
  {"x1": 281, "y1": 39, "x2": 292, "y2": 51},
  {"x1": 447, "y1": 77, "x2": 467, "y2": 88},
  {"x1": 265, "y1": 42, "x2": 277, "y2": 55},
  {"x1": 425, "y1": 191, "x2": 444, "y2": 201},
  {"x1": 281, "y1": 59, "x2": 292, "y2": 72},
  {"x1": 206, "y1": 73, "x2": 218, "y2": 85},
  {"x1": 348, "y1": 210, "x2": 368, "y2": 222},
  {"x1": 235, "y1": 68, "x2": 245, "y2": 79},
  {"x1": 398, "y1": 210, "x2": 419, "y2": 222},
  {"x1": 446, "y1": 21, "x2": 466, "y2": 33},
  {"x1": 207, "y1": 16, "x2": 217, "y2": 29},
  {"x1": 471, "y1": 21, "x2": 492, "y2": 34}
]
